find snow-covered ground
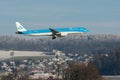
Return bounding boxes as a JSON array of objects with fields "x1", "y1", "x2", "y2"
[{"x1": 0, "y1": 50, "x2": 46, "y2": 60}]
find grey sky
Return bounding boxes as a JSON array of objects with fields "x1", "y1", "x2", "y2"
[{"x1": 0, "y1": 0, "x2": 120, "y2": 35}]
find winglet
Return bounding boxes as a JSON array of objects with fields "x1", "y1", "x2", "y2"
[{"x1": 16, "y1": 22, "x2": 27, "y2": 32}]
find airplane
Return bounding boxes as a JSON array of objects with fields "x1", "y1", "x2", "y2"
[{"x1": 15, "y1": 22, "x2": 89, "y2": 39}]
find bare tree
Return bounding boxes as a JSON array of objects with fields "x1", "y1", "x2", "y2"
[{"x1": 62, "y1": 62, "x2": 104, "y2": 80}]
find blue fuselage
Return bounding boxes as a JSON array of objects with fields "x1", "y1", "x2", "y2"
[{"x1": 21, "y1": 27, "x2": 88, "y2": 36}]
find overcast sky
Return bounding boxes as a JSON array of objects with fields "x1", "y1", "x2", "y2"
[{"x1": 0, "y1": 0, "x2": 120, "y2": 35}]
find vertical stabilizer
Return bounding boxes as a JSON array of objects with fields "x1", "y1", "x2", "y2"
[{"x1": 16, "y1": 22, "x2": 27, "y2": 32}]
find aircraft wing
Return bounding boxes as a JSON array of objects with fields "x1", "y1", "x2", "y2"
[
  {"x1": 49, "y1": 28, "x2": 59, "y2": 34},
  {"x1": 49, "y1": 28, "x2": 60, "y2": 39}
]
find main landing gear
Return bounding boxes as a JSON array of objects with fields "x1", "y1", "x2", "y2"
[{"x1": 52, "y1": 36, "x2": 56, "y2": 39}]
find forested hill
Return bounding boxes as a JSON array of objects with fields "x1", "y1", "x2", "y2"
[{"x1": 0, "y1": 34, "x2": 120, "y2": 55}]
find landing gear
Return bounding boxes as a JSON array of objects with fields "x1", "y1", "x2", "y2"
[{"x1": 52, "y1": 36, "x2": 56, "y2": 39}]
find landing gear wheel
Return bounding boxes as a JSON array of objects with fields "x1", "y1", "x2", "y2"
[{"x1": 52, "y1": 36, "x2": 56, "y2": 39}]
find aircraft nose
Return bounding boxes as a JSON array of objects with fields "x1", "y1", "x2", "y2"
[{"x1": 84, "y1": 29, "x2": 89, "y2": 32}]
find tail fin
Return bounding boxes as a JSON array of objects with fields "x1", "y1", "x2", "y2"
[{"x1": 16, "y1": 22, "x2": 27, "y2": 32}]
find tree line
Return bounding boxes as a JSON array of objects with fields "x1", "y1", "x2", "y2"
[
  {"x1": 0, "y1": 34, "x2": 120, "y2": 54},
  {"x1": 93, "y1": 49, "x2": 120, "y2": 75}
]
